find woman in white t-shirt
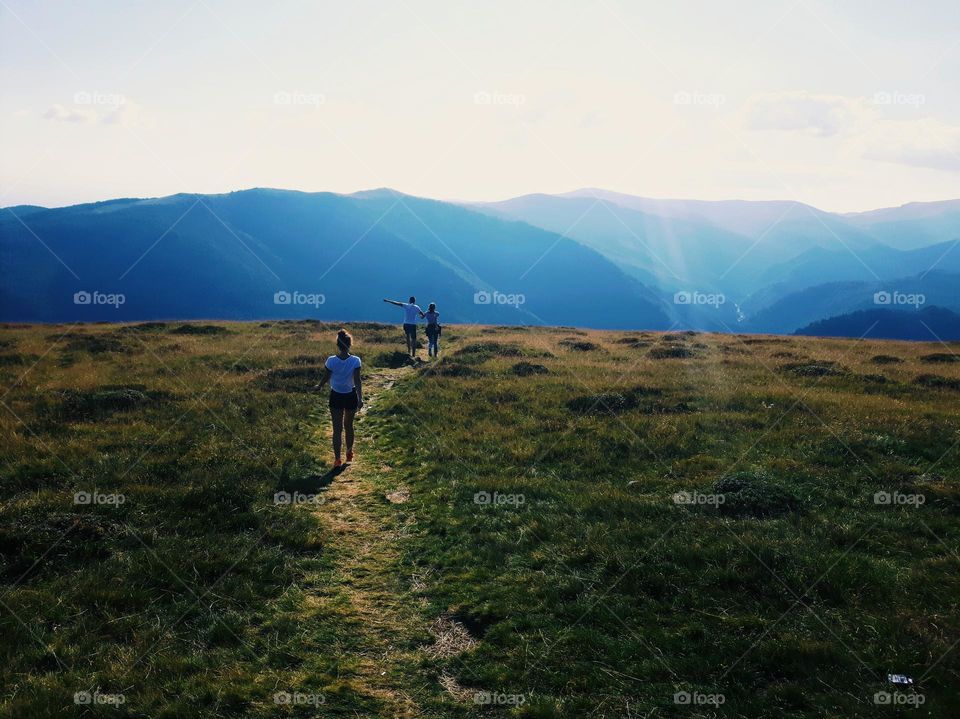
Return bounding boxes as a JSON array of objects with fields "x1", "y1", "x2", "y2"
[{"x1": 316, "y1": 329, "x2": 363, "y2": 467}]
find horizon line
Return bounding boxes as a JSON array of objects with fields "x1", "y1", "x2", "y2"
[{"x1": 5, "y1": 185, "x2": 960, "y2": 216}]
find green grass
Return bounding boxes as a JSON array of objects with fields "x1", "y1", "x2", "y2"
[{"x1": 1, "y1": 322, "x2": 958, "y2": 717}]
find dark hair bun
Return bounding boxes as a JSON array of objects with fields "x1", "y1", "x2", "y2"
[{"x1": 336, "y1": 329, "x2": 352, "y2": 348}]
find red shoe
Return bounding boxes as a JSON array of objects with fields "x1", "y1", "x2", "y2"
[
  {"x1": 334, "y1": 458, "x2": 342, "y2": 468},
  {"x1": 346, "y1": 451, "x2": 354, "y2": 462}
]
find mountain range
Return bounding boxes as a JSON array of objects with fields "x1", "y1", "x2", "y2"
[{"x1": 2, "y1": 187, "x2": 958, "y2": 340}]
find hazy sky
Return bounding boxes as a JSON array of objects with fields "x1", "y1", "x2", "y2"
[{"x1": 2, "y1": 0, "x2": 959, "y2": 210}]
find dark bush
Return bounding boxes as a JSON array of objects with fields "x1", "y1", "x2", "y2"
[
  {"x1": 914, "y1": 374, "x2": 960, "y2": 391},
  {"x1": 455, "y1": 342, "x2": 526, "y2": 358},
  {"x1": 649, "y1": 345, "x2": 694, "y2": 359},
  {"x1": 257, "y1": 367, "x2": 325, "y2": 392},
  {"x1": 171, "y1": 324, "x2": 229, "y2": 335},
  {"x1": 430, "y1": 361, "x2": 481, "y2": 377},
  {"x1": 56, "y1": 387, "x2": 164, "y2": 422},
  {"x1": 920, "y1": 353, "x2": 959, "y2": 364},
  {"x1": 780, "y1": 361, "x2": 846, "y2": 377},
  {"x1": 567, "y1": 386, "x2": 661, "y2": 414},
  {"x1": 0, "y1": 353, "x2": 35, "y2": 366},
  {"x1": 117, "y1": 322, "x2": 169, "y2": 333},
  {"x1": 616, "y1": 337, "x2": 651, "y2": 347},
  {"x1": 559, "y1": 339, "x2": 600, "y2": 352},
  {"x1": 373, "y1": 350, "x2": 412, "y2": 369},
  {"x1": 712, "y1": 471, "x2": 799, "y2": 519},
  {"x1": 512, "y1": 361, "x2": 549, "y2": 376},
  {"x1": 54, "y1": 332, "x2": 129, "y2": 354}
]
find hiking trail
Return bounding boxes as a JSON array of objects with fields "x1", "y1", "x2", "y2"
[{"x1": 303, "y1": 349, "x2": 462, "y2": 717}]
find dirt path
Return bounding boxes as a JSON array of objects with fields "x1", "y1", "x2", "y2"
[{"x1": 304, "y1": 358, "x2": 441, "y2": 717}]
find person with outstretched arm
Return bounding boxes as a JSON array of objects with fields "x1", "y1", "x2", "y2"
[
  {"x1": 315, "y1": 329, "x2": 363, "y2": 468},
  {"x1": 383, "y1": 296, "x2": 424, "y2": 358}
]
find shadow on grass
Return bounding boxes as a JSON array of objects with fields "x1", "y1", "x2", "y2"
[{"x1": 281, "y1": 464, "x2": 349, "y2": 493}]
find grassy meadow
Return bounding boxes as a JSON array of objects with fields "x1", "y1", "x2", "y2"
[{"x1": 1, "y1": 320, "x2": 958, "y2": 717}]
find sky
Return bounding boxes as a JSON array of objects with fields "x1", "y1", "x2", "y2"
[{"x1": 2, "y1": 0, "x2": 960, "y2": 211}]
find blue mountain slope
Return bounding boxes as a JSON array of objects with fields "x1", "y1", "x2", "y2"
[
  {"x1": 0, "y1": 189, "x2": 669, "y2": 328},
  {"x1": 745, "y1": 271, "x2": 960, "y2": 334},
  {"x1": 844, "y1": 200, "x2": 960, "y2": 251},
  {"x1": 744, "y1": 240, "x2": 960, "y2": 313},
  {"x1": 795, "y1": 306, "x2": 960, "y2": 341}
]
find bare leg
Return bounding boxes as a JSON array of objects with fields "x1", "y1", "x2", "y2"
[
  {"x1": 331, "y1": 407, "x2": 344, "y2": 461},
  {"x1": 344, "y1": 409, "x2": 356, "y2": 455}
]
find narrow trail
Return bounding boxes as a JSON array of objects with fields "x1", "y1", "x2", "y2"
[{"x1": 304, "y1": 353, "x2": 449, "y2": 717}]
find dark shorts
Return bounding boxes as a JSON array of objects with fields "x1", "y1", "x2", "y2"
[
  {"x1": 403, "y1": 323, "x2": 417, "y2": 341},
  {"x1": 329, "y1": 388, "x2": 359, "y2": 410},
  {"x1": 426, "y1": 324, "x2": 440, "y2": 340}
]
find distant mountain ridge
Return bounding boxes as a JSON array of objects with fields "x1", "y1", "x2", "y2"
[
  {"x1": 0, "y1": 188, "x2": 668, "y2": 328},
  {"x1": 795, "y1": 306, "x2": 960, "y2": 341},
  {"x1": 3, "y1": 187, "x2": 958, "y2": 338}
]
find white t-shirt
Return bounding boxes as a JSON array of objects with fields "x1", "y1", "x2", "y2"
[
  {"x1": 401, "y1": 303, "x2": 422, "y2": 324},
  {"x1": 325, "y1": 354, "x2": 361, "y2": 393},
  {"x1": 425, "y1": 311, "x2": 439, "y2": 325}
]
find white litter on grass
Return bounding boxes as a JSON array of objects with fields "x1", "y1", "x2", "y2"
[{"x1": 888, "y1": 674, "x2": 914, "y2": 685}]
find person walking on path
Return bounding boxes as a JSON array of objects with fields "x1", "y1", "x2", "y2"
[
  {"x1": 424, "y1": 302, "x2": 441, "y2": 357},
  {"x1": 383, "y1": 296, "x2": 424, "y2": 358},
  {"x1": 315, "y1": 329, "x2": 363, "y2": 468}
]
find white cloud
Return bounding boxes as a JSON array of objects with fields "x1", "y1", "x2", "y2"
[
  {"x1": 742, "y1": 91, "x2": 960, "y2": 172},
  {"x1": 742, "y1": 91, "x2": 869, "y2": 137},
  {"x1": 42, "y1": 101, "x2": 150, "y2": 129},
  {"x1": 42, "y1": 104, "x2": 97, "y2": 124},
  {"x1": 860, "y1": 118, "x2": 960, "y2": 172},
  {"x1": 102, "y1": 101, "x2": 149, "y2": 128}
]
